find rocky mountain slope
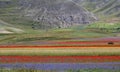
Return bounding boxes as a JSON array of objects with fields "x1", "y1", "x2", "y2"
[{"x1": 17, "y1": 0, "x2": 97, "y2": 29}]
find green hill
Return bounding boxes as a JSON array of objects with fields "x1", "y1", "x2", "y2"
[{"x1": 73, "y1": 0, "x2": 120, "y2": 17}]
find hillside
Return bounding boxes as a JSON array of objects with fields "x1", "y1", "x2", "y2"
[
  {"x1": 0, "y1": 0, "x2": 97, "y2": 30},
  {"x1": 73, "y1": 0, "x2": 120, "y2": 17},
  {"x1": 18, "y1": 0, "x2": 97, "y2": 29},
  {"x1": 0, "y1": 19, "x2": 24, "y2": 33},
  {"x1": 0, "y1": 0, "x2": 119, "y2": 30}
]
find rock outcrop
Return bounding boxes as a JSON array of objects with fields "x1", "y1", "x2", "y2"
[
  {"x1": 0, "y1": 0, "x2": 12, "y2": 8},
  {"x1": 18, "y1": 0, "x2": 97, "y2": 29}
]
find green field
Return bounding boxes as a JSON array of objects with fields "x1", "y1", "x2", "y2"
[
  {"x1": 86, "y1": 22, "x2": 120, "y2": 33},
  {"x1": 0, "y1": 23, "x2": 120, "y2": 45}
]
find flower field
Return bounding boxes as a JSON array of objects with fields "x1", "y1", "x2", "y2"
[
  {"x1": 0, "y1": 56, "x2": 120, "y2": 63},
  {"x1": 0, "y1": 63, "x2": 120, "y2": 71},
  {"x1": 0, "y1": 46, "x2": 120, "y2": 56},
  {"x1": 0, "y1": 42, "x2": 120, "y2": 71}
]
